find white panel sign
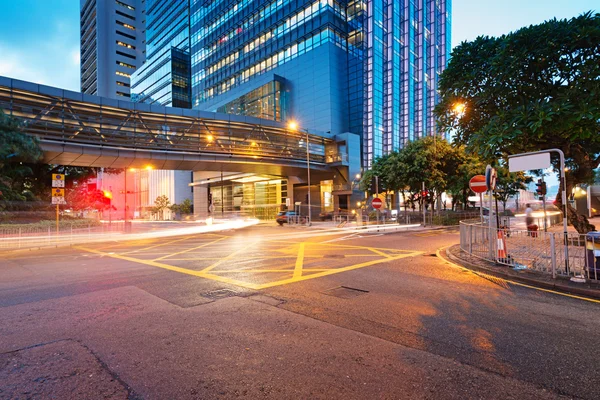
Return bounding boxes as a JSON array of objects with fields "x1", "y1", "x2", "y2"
[
  {"x1": 509, "y1": 152, "x2": 551, "y2": 172},
  {"x1": 52, "y1": 197, "x2": 67, "y2": 205},
  {"x1": 52, "y1": 180, "x2": 65, "y2": 187}
]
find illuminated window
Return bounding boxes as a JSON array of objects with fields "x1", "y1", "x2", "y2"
[
  {"x1": 116, "y1": 71, "x2": 131, "y2": 78},
  {"x1": 116, "y1": 41, "x2": 135, "y2": 49},
  {"x1": 115, "y1": 0, "x2": 134, "y2": 11},
  {"x1": 116, "y1": 60, "x2": 136, "y2": 69}
]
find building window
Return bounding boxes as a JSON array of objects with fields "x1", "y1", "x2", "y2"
[
  {"x1": 116, "y1": 40, "x2": 135, "y2": 49},
  {"x1": 117, "y1": 60, "x2": 136, "y2": 69},
  {"x1": 116, "y1": 10, "x2": 135, "y2": 20},
  {"x1": 116, "y1": 81, "x2": 131, "y2": 87},
  {"x1": 116, "y1": 91, "x2": 131, "y2": 97},
  {"x1": 117, "y1": 30, "x2": 136, "y2": 40},
  {"x1": 116, "y1": 20, "x2": 135, "y2": 30},
  {"x1": 116, "y1": 71, "x2": 131, "y2": 78},
  {"x1": 116, "y1": 50, "x2": 136, "y2": 60},
  {"x1": 115, "y1": 0, "x2": 135, "y2": 11}
]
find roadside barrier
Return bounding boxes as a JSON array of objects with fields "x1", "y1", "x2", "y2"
[{"x1": 459, "y1": 221, "x2": 599, "y2": 281}]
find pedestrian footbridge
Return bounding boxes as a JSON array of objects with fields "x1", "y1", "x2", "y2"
[{"x1": 0, "y1": 76, "x2": 341, "y2": 176}]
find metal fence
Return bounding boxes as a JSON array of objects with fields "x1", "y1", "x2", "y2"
[
  {"x1": 459, "y1": 221, "x2": 600, "y2": 281},
  {"x1": 0, "y1": 222, "x2": 128, "y2": 250}
]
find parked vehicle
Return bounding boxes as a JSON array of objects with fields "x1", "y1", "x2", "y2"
[
  {"x1": 319, "y1": 209, "x2": 355, "y2": 221},
  {"x1": 276, "y1": 211, "x2": 305, "y2": 225}
]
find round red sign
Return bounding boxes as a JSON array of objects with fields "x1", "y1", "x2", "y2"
[
  {"x1": 371, "y1": 197, "x2": 383, "y2": 209},
  {"x1": 469, "y1": 175, "x2": 487, "y2": 194}
]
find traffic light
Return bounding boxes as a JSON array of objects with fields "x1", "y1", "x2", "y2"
[
  {"x1": 421, "y1": 190, "x2": 429, "y2": 197},
  {"x1": 535, "y1": 179, "x2": 547, "y2": 198},
  {"x1": 208, "y1": 192, "x2": 213, "y2": 204},
  {"x1": 102, "y1": 190, "x2": 112, "y2": 206}
]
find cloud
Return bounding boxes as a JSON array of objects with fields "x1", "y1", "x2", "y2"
[{"x1": 0, "y1": 23, "x2": 79, "y2": 91}]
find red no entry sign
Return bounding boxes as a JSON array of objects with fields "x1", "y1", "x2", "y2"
[
  {"x1": 469, "y1": 175, "x2": 487, "y2": 194},
  {"x1": 371, "y1": 197, "x2": 383, "y2": 209}
]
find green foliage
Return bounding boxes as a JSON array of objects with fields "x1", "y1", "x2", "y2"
[
  {"x1": 493, "y1": 166, "x2": 533, "y2": 210},
  {"x1": 0, "y1": 110, "x2": 42, "y2": 201},
  {"x1": 435, "y1": 12, "x2": 600, "y2": 187},
  {"x1": 171, "y1": 198, "x2": 193, "y2": 214},
  {"x1": 435, "y1": 12, "x2": 600, "y2": 232},
  {"x1": 153, "y1": 195, "x2": 171, "y2": 220}
]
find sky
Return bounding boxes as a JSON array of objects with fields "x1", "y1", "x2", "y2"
[{"x1": 0, "y1": 0, "x2": 597, "y2": 92}]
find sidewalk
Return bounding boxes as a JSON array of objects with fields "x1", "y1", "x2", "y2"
[{"x1": 444, "y1": 244, "x2": 600, "y2": 300}]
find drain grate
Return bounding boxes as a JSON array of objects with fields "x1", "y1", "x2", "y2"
[
  {"x1": 203, "y1": 289, "x2": 239, "y2": 299},
  {"x1": 322, "y1": 286, "x2": 369, "y2": 299}
]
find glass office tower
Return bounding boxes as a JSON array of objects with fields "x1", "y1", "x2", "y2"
[
  {"x1": 130, "y1": 0, "x2": 192, "y2": 108},
  {"x1": 133, "y1": 0, "x2": 450, "y2": 168}
]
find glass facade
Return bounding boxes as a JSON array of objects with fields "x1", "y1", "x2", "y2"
[
  {"x1": 216, "y1": 80, "x2": 287, "y2": 121},
  {"x1": 137, "y1": 0, "x2": 451, "y2": 169},
  {"x1": 131, "y1": 0, "x2": 191, "y2": 108}
]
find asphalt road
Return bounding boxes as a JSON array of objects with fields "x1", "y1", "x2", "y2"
[{"x1": 1, "y1": 223, "x2": 598, "y2": 399}]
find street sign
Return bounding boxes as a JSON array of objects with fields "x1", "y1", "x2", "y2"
[
  {"x1": 52, "y1": 188, "x2": 65, "y2": 197},
  {"x1": 52, "y1": 197, "x2": 67, "y2": 205},
  {"x1": 52, "y1": 174, "x2": 65, "y2": 188},
  {"x1": 371, "y1": 197, "x2": 383, "y2": 209},
  {"x1": 485, "y1": 165, "x2": 497, "y2": 191},
  {"x1": 469, "y1": 175, "x2": 487, "y2": 194},
  {"x1": 508, "y1": 152, "x2": 551, "y2": 172}
]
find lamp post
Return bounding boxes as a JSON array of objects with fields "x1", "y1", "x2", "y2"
[{"x1": 288, "y1": 121, "x2": 311, "y2": 225}]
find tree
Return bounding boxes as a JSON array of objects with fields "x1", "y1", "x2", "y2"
[
  {"x1": 446, "y1": 151, "x2": 486, "y2": 211},
  {"x1": 435, "y1": 12, "x2": 600, "y2": 232},
  {"x1": 153, "y1": 195, "x2": 171, "y2": 220},
  {"x1": 360, "y1": 137, "x2": 474, "y2": 212},
  {"x1": 0, "y1": 110, "x2": 42, "y2": 201},
  {"x1": 493, "y1": 167, "x2": 533, "y2": 211}
]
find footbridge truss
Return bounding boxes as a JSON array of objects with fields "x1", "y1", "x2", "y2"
[{"x1": 0, "y1": 76, "x2": 335, "y2": 175}]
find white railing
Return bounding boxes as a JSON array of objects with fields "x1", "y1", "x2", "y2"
[{"x1": 459, "y1": 221, "x2": 600, "y2": 281}]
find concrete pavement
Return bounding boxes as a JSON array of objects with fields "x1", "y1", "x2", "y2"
[{"x1": 1, "y1": 225, "x2": 599, "y2": 399}]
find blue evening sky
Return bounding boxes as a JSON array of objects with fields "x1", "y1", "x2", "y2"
[{"x1": 0, "y1": 0, "x2": 597, "y2": 91}]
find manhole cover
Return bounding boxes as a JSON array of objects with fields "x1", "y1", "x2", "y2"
[
  {"x1": 322, "y1": 286, "x2": 369, "y2": 299},
  {"x1": 204, "y1": 289, "x2": 239, "y2": 299},
  {"x1": 323, "y1": 254, "x2": 345, "y2": 259}
]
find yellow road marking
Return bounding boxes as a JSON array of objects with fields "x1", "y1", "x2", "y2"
[
  {"x1": 75, "y1": 239, "x2": 424, "y2": 290},
  {"x1": 435, "y1": 248, "x2": 600, "y2": 304},
  {"x1": 368, "y1": 247, "x2": 393, "y2": 258},
  {"x1": 293, "y1": 242, "x2": 305, "y2": 278},
  {"x1": 153, "y1": 236, "x2": 229, "y2": 261},
  {"x1": 254, "y1": 252, "x2": 422, "y2": 289},
  {"x1": 120, "y1": 235, "x2": 203, "y2": 255},
  {"x1": 201, "y1": 241, "x2": 259, "y2": 272}
]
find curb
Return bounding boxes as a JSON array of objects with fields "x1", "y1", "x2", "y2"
[{"x1": 443, "y1": 245, "x2": 600, "y2": 301}]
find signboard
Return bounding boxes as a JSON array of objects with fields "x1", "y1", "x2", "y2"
[
  {"x1": 285, "y1": 198, "x2": 291, "y2": 207},
  {"x1": 469, "y1": 175, "x2": 487, "y2": 194},
  {"x1": 485, "y1": 165, "x2": 497, "y2": 191},
  {"x1": 508, "y1": 152, "x2": 551, "y2": 172},
  {"x1": 52, "y1": 174, "x2": 65, "y2": 188},
  {"x1": 371, "y1": 197, "x2": 383, "y2": 209},
  {"x1": 51, "y1": 188, "x2": 66, "y2": 205}
]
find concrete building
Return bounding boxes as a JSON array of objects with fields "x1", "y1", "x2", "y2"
[{"x1": 80, "y1": 0, "x2": 146, "y2": 98}]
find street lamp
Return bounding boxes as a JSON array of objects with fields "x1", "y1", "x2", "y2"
[
  {"x1": 288, "y1": 120, "x2": 311, "y2": 225},
  {"x1": 452, "y1": 102, "x2": 466, "y2": 117}
]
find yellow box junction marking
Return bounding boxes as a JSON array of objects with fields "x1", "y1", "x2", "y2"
[{"x1": 76, "y1": 236, "x2": 423, "y2": 290}]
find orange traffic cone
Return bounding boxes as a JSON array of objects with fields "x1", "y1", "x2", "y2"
[{"x1": 497, "y1": 230, "x2": 507, "y2": 259}]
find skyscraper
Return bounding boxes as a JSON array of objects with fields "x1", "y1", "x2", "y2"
[
  {"x1": 188, "y1": 0, "x2": 451, "y2": 168},
  {"x1": 80, "y1": 0, "x2": 146, "y2": 98},
  {"x1": 130, "y1": 0, "x2": 192, "y2": 108}
]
